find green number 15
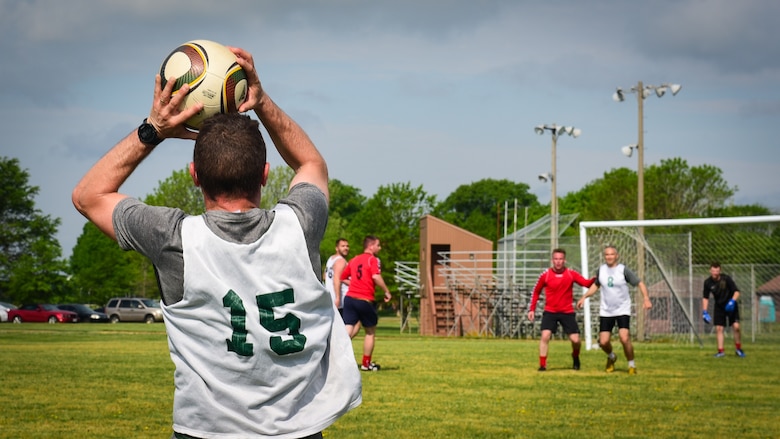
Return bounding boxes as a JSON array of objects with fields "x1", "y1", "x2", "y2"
[{"x1": 223, "y1": 288, "x2": 307, "y2": 357}]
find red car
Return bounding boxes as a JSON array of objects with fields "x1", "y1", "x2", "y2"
[{"x1": 8, "y1": 304, "x2": 79, "y2": 323}]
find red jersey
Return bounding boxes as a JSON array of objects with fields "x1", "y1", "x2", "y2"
[
  {"x1": 341, "y1": 252, "x2": 382, "y2": 301},
  {"x1": 530, "y1": 267, "x2": 595, "y2": 314}
]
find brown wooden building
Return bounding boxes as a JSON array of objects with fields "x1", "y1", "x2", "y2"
[{"x1": 418, "y1": 215, "x2": 493, "y2": 336}]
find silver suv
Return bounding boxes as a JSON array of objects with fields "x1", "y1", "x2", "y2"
[{"x1": 105, "y1": 297, "x2": 163, "y2": 323}]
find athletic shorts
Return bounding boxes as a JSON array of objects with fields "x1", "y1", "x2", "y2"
[
  {"x1": 599, "y1": 315, "x2": 630, "y2": 333},
  {"x1": 540, "y1": 312, "x2": 579, "y2": 335},
  {"x1": 342, "y1": 296, "x2": 378, "y2": 327},
  {"x1": 713, "y1": 303, "x2": 740, "y2": 327}
]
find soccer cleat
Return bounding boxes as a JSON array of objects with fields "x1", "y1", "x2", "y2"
[
  {"x1": 714, "y1": 352, "x2": 726, "y2": 358},
  {"x1": 735, "y1": 349, "x2": 746, "y2": 358},
  {"x1": 538, "y1": 366, "x2": 547, "y2": 372},
  {"x1": 360, "y1": 362, "x2": 381, "y2": 371},
  {"x1": 605, "y1": 354, "x2": 617, "y2": 373},
  {"x1": 628, "y1": 367, "x2": 636, "y2": 375},
  {"x1": 572, "y1": 357, "x2": 581, "y2": 370}
]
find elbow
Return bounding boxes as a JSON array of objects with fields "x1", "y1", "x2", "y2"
[{"x1": 72, "y1": 187, "x2": 87, "y2": 217}]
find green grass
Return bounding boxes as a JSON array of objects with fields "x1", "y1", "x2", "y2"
[{"x1": 1, "y1": 320, "x2": 778, "y2": 438}]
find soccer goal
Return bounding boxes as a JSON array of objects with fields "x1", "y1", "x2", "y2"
[{"x1": 578, "y1": 215, "x2": 780, "y2": 350}]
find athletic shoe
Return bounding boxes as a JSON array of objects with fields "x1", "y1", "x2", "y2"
[
  {"x1": 572, "y1": 357, "x2": 580, "y2": 370},
  {"x1": 605, "y1": 354, "x2": 617, "y2": 373},
  {"x1": 714, "y1": 352, "x2": 726, "y2": 358},
  {"x1": 538, "y1": 366, "x2": 547, "y2": 372},
  {"x1": 735, "y1": 349, "x2": 746, "y2": 358},
  {"x1": 360, "y1": 362, "x2": 381, "y2": 371},
  {"x1": 628, "y1": 367, "x2": 636, "y2": 375}
]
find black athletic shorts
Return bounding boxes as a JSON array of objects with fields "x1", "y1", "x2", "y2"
[
  {"x1": 540, "y1": 312, "x2": 579, "y2": 335},
  {"x1": 599, "y1": 315, "x2": 630, "y2": 333},
  {"x1": 713, "y1": 303, "x2": 740, "y2": 327},
  {"x1": 342, "y1": 296, "x2": 378, "y2": 327}
]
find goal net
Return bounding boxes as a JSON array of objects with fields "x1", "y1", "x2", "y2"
[{"x1": 578, "y1": 215, "x2": 780, "y2": 349}]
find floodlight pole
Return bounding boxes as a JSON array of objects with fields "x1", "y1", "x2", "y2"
[
  {"x1": 535, "y1": 124, "x2": 580, "y2": 251},
  {"x1": 551, "y1": 132, "x2": 558, "y2": 250},
  {"x1": 614, "y1": 80, "x2": 681, "y2": 341}
]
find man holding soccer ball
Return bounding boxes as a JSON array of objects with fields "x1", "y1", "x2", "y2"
[
  {"x1": 702, "y1": 262, "x2": 745, "y2": 358},
  {"x1": 73, "y1": 46, "x2": 361, "y2": 438}
]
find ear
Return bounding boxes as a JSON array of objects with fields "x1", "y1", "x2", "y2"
[
  {"x1": 260, "y1": 162, "x2": 270, "y2": 187},
  {"x1": 189, "y1": 162, "x2": 200, "y2": 187}
]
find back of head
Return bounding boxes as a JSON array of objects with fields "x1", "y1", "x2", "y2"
[
  {"x1": 363, "y1": 235, "x2": 378, "y2": 250},
  {"x1": 193, "y1": 113, "x2": 267, "y2": 199}
]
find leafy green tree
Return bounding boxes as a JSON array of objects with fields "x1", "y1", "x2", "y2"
[
  {"x1": 329, "y1": 179, "x2": 366, "y2": 219},
  {"x1": 261, "y1": 165, "x2": 295, "y2": 210},
  {"x1": 561, "y1": 158, "x2": 737, "y2": 222},
  {"x1": 145, "y1": 167, "x2": 204, "y2": 214},
  {"x1": 560, "y1": 167, "x2": 637, "y2": 221},
  {"x1": 645, "y1": 158, "x2": 735, "y2": 218},
  {"x1": 434, "y1": 178, "x2": 540, "y2": 242},
  {"x1": 0, "y1": 157, "x2": 67, "y2": 303},
  {"x1": 69, "y1": 222, "x2": 140, "y2": 305},
  {"x1": 320, "y1": 180, "x2": 366, "y2": 265}
]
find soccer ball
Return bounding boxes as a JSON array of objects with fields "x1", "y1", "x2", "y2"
[{"x1": 159, "y1": 39, "x2": 248, "y2": 130}]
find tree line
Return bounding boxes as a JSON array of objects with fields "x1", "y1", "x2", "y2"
[{"x1": 0, "y1": 155, "x2": 775, "y2": 306}]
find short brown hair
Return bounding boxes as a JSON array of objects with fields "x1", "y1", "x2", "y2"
[
  {"x1": 193, "y1": 113, "x2": 267, "y2": 199},
  {"x1": 363, "y1": 235, "x2": 379, "y2": 250}
]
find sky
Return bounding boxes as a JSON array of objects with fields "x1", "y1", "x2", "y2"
[{"x1": 1, "y1": 0, "x2": 779, "y2": 258}]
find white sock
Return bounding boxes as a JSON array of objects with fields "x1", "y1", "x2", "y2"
[{"x1": 628, "y1": 360, "x2": 636, "y2": 368}]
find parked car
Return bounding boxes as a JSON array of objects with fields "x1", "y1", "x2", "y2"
[
  {"x1": 8, "y1": 304, "x2": 79, "y2": 323},
  {"x1": 57, "y1": 304, "x2": 110, "y2": 323},
  {"x1": 104, "y1": 297, "x2": 163, "y2": 323},
  {"x1": 0, "y1": 301, "x2": 17, "y2": 322}
]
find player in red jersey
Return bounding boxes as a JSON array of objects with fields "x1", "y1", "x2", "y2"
[
  {"x1": 527, "y1": 248, "x2": 595, "y2": 371},
  {"x1": 341, "y1": 235, "x2": 392, "y2": 371}
]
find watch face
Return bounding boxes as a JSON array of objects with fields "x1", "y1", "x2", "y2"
[{"x1": 139, "y1": 122, "x2": 161, "y2": 145}]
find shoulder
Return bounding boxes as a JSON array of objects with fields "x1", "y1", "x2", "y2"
[
  {"x1": 113, "y1": 198, "x2": 187, "y2": 251},
  {"x1": 278, "y1": 183, "x2": 327, "y2": 236}
]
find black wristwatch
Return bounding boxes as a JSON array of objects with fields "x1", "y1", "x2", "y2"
[{"x1": 137, "y1": 118, "x2": 163, "y2": 146}]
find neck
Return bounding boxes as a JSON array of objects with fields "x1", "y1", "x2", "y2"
[{"x1": 205, "y1": 199, "x2": 258, "y2": 213}]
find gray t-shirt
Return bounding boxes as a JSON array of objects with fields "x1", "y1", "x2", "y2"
[{"x1": 113, "y1": 183, "x2": 328, "y2": 305}]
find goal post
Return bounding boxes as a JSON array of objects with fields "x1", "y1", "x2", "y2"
[{"x1": 579, "y1": 215, "x2": 780, "y2": 350}]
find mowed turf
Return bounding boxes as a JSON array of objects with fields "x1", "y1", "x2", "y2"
[{"x1": 1, "y1": 319, "x2": 778, "y2": 438}]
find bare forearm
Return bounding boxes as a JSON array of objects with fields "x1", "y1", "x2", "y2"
[
  {"x1": 72, "y1": 131, "x2": 154, "y2": 237},
  {"x1": 254, "y1": 95, "x2": 328, "y2": 194}
]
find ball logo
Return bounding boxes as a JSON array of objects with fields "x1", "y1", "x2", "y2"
[{"x1": 160, "y1": 43, "x2": 207, "y2": 92}]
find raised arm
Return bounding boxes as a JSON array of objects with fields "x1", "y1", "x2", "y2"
[
  {"x1": 231, "y1": 47, "x2": 328, "y2": 201},
  {"x1": 72, "y1": 77, "x2": 200, "y2": 239}
]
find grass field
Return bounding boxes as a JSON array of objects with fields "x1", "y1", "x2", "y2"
[{"x1": 1, "y1": 318, "x2": 778, "y2": 438}]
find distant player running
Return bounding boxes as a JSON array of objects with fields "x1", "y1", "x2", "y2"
[{"x1": 528, "y1": 248, "x2": 595, "y2": 371}]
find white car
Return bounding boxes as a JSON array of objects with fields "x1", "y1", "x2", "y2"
[{"x1": 0, "y1": 301, "x2": 17, "y2": 322}]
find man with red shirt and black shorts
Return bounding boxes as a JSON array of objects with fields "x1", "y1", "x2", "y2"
[
  {"x1": 341, "y1": 235, "x2": 392, "y2": 371},
  {"x1": 527, "y1": 248, "x2": 595, "y2": 371}
]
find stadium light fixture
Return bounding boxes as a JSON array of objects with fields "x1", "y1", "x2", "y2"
[
  {"x1": 534, "y1": 124, "x2": 581, "y2": 249},
  {"x1": 612, "y1": 81, "x2": 681, "y2": 224}
]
